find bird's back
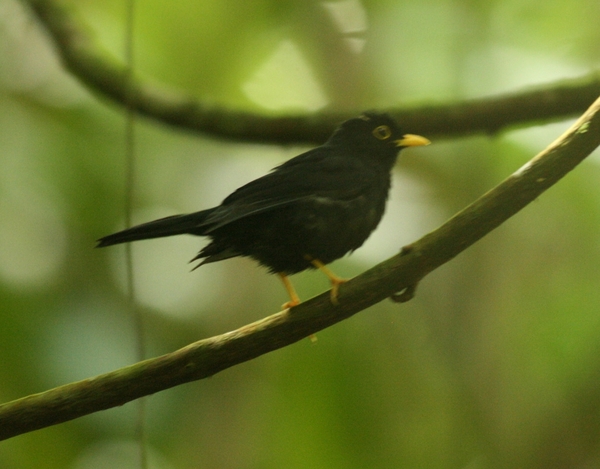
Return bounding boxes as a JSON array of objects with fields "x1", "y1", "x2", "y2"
[{"x1": 199, "y1": 148, "x2": 393, "y2": 273}]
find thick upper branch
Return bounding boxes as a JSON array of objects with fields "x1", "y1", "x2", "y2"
[{"x1": 23, "y1": 0, "x2": 600, "y2": 144}]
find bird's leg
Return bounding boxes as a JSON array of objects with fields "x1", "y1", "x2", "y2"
[
  {"x1": 308, "y1": 258, "x2": 347, "y2": 305},
  {"x1": 278, "y1": 275, "x2": 316, "y2": 341},
  {"x1": 278, "y1": 273, "x2": 301, "y2": 309}
]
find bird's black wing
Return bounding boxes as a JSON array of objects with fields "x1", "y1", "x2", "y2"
[{"x1": 203, "y1": 146, "x2": 374, "y2": 232}]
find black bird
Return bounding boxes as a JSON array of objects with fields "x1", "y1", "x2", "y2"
[{"x1": 97, "y1": 113, "x2": 430, "y2": 308}]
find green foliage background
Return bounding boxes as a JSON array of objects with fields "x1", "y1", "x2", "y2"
[{"x1": 1, "y1": 0, "x2": 600, "y2": 467}]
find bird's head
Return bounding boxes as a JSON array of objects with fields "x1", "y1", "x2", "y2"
[{"x1": 328, "y1": 112, "x2": 430, "y2": 157}]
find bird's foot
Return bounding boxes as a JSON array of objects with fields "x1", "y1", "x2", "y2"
[
  {"x1": 305, "y1": 257, "x2": 347, "y2": 306},
  {"x1": 281, "y1": 298, "x2": 301, "y2": 310},
  {"x1": 329, "y1": 276, "x2": 348, "y2": 305}
]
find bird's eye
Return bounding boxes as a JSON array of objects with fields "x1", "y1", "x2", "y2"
[{"x1": 372, "y1": 125, "x2": 392, "y2": 140}]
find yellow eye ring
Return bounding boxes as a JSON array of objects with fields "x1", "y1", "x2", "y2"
[{"x1": 372, "y1": 125, "x2": 392, "y2": 140}]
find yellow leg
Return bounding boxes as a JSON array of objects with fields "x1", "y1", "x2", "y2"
[
  {"x1": 310, "y1": 259, "x2": 347, "y2": 305},
  {"x1": 279, "y1": 272, "x2": 317, "y2": 341},
  {"x1": 278, "y1": 273, "x2": 301, "y2": 309}
]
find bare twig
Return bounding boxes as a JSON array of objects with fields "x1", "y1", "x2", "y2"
[{"x1": 1, "y1": 96, "x2": 599, "y2": 441}]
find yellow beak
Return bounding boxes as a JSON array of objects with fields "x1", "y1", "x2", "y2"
[{"x1": 395, "y1": 134, "x2": 431, "y2": 148}]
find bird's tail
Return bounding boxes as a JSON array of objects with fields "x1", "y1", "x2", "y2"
[{"x1": 96, "y1": 209, "x2": 214, "y2": 247}]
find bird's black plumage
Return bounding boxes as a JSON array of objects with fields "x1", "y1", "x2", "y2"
[{"x1": 97, "y1": 112, "x2": 430, "y2": 305}]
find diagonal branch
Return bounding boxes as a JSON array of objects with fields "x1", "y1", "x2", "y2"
[
  {"x1": 22, "y1": 0, "x2": 600, "y2": 144},
  {"x1": 1, "y1": 96, "x2": 599, "y2": 441}
]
